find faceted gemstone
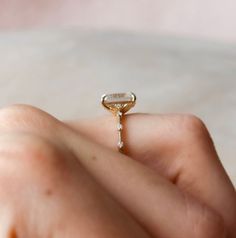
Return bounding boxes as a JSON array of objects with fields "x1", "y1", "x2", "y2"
[
  {"x1": 101, "y1": 92, "x2": 136, "y2": 114},
  {"x1": 117, "y1": 123, "x2": 123, "y2": 130},
  {"x1": 117, "y1": 141, "x2": 124, "y2": 149},
  {"x1": 104, "y1": 93, "x2": 134, "y2": 103}
]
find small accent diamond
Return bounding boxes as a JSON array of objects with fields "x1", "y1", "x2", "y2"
[
  {"x1": 118, "y1": 141, "x2": 124, "y2": 149},
  {"x1": 117, "y1": 124, "x2": 123, "y2": 130}
]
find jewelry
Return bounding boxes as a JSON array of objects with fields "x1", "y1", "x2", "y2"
[{"x1": 101, "y1": 92, "x2": 136, "y2": 152}]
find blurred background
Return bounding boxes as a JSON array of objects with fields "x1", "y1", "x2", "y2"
[
  {"x1": 0, "y1": 0, "x2": 235, "y2": 184},
  {"x1": 1, "y1": 0, "x2": 236, "y2": 42}
]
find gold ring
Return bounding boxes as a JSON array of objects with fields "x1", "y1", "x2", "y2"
[{"x1": 101, "y1": 92, "x2": 136, "y2": 152}]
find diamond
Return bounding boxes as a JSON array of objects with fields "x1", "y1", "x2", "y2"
[
  {"x1": 117, "y1": 123, "x2": 123, "y2": 130},
  {"x1": 118, "y1": 141, "x2": 124, "y2": 149},
  {"x1": 101, "y1": 92, "x2": 136, "y2": 114}
]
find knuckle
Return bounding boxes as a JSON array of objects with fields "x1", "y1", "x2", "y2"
[
  {"x1": 0, "y1": 133, "x2": 67, "y2": 179},
  {"x1": 181, "y1": 114, "x2": 207, "y2": 134},
  {"x1": 0, "y1": 104, "x2": 40, "y2": 123},
  {"x1": 0, "y1": 104, "x2": 59, "y2": 133},
  {"x1": 0, "y1": 133, "x2": 74, "y2": 226},
  {"x1": 19, "y1": 134, "x2": 63, "y2": 166},
  {"x1": 175, "y1": 114, "x2": 212, "y2": 144}
]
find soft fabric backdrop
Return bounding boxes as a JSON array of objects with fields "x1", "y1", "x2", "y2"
[{"x1": 0, "y1": 0, "x2": 236, "y2": 42}]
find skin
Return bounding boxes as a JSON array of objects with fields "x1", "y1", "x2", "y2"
[{"x1": 0, "y1": 104, "x2": 235, "y2": 237}]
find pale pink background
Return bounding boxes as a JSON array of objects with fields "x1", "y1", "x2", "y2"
[{"x1": 0, "y1": 0, "x2": 236, "y2": 42}]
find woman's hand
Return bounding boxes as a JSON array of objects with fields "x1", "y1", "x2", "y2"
[
  {"x1": 68, "y1": 113, "x2": 236, "y2": 237},
  {"x1": 0, "y1": 104, "x2": 235, "y2": 237},
  {"x1": 0, "y1": 105, "x2": 150, "y2": 238}
]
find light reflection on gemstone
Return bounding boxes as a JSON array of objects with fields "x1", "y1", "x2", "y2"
[
  {"x1": 101, "y1": 92, "x2": 136, "y2": 114},
  {"x1": 118, "y1": 141, "x2": 124, "y2": 149},
  {"x1": 104, "y1": 93, "x2": 134, "y2": 103}
]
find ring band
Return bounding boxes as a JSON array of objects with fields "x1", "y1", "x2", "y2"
[{"x1": 101, "y1": 92, "x2": 136, "y2": 152}]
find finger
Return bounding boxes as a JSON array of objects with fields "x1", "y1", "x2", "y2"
[
  {"x1": 0, "y1": 131, "x2": 150, "y2": 238},
  {"x1": 61, "y1": 123, "x2": 226, "y2": 238},
  {"x1": 66, "y1": 114, "x2": 236, "y2": 237}
]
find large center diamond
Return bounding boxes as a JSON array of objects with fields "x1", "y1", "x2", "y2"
[{"x1": 101, "y1": 92, "x2": 136, "y2": 114}]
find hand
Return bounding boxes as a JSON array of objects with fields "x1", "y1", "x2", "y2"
[
  {"x1": 68, "y1": 112, "x2": 236, "y2": 237},
  {"x1": 0, "y1": 104, "x2": 235, "y2": 237},
  {"x1": 0, "y1": 105, "x2": 149, "y2": 238}
]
